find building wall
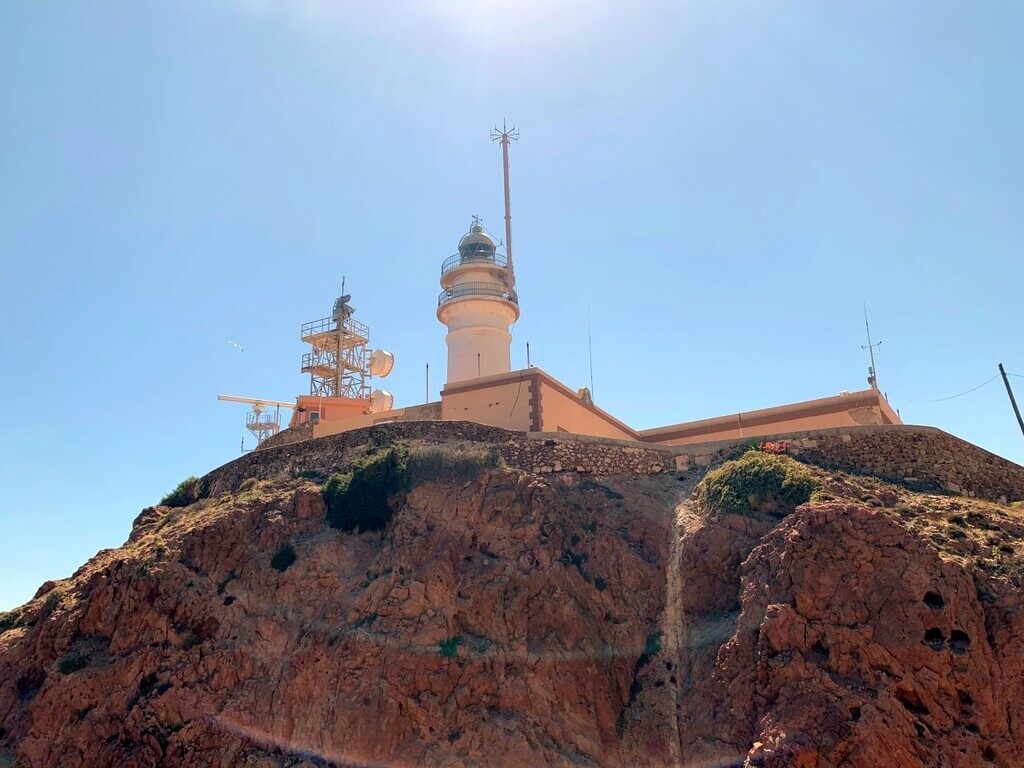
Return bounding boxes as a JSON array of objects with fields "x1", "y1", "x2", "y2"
[
  {"x1": 535, "y1": 376, "x2": 637, "y2": 441},
  {"x1": 291, "y1": 395, "x2": 369, "y2": 427},
  {"x1": 439, "y1": 368, "x2": 637, "y2": 440},
  {"x1": 440, "y1": 371, "x2": 535, "y2": 431},
  {"x1": 288, "y1": 369, "x2": 903, "y2": 453},
  {"x1": 639, "y1": 389, "x2": 900, "y2": 447}
]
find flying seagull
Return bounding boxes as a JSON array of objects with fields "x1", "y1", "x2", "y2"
[{"x1": 227, "y1": 340, "x2": 244, "y2": 352}]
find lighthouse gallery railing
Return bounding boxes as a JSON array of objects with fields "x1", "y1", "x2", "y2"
[
  {"x1": 438, "y1": 282, "x2": 518, "y2": 308},
  {"x1": 440, "y1": 251, "x2": 509, "y2": 278}
]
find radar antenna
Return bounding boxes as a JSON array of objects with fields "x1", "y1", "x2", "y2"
[{"x1": 217, "y1": 394, "x2": 295, "y2": 448}]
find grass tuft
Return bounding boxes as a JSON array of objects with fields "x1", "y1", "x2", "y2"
[{"x1": 405, "y1": 445, "x2": 502, "y2": 487}]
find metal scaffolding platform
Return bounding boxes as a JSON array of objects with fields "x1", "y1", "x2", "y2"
[{"x1": 300, "y1": 311, "x2": 372, "y2": 399}]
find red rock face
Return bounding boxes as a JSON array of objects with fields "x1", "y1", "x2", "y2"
[
  {"x1": 674, "y1": 500, "x2": 1024, "y2": 768},
  {"x1": 0, "y1": 471, "x2": 673, "y2": 767},
  {"x1": 1, "y1": 456, "x2": 1023, "y2": 767}
]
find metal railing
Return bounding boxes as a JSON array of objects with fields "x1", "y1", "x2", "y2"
[
  {"x1": 438, "y1": 282, "x2": 518, "y2": 308},
  {"x1": 300, "y1": 351, "x2": 330, "y2": 371},
  {"x1": 301, "y1": 314, "x2": 370, "y2": 339},
  {"x1": 246, "y1": 410, "x2": 281, "y2": 428},
  {"x1": 440, "y1": 251, "x2": 508, "y2": 277}
]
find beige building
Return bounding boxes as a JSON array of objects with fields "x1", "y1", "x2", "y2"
[
  {"x1": 310, "y1": 361, "x2": 899, "y2": 446},
  {"x1": 261, "y1": 138, "x2": 903, "y2": 450}
]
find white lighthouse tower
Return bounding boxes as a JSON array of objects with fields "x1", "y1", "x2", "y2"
[
  {"x1": 436, "y1": 217, "x2": 519, "y2": 383},
  {"x1": 437, "y1": 124, "x2": 521, "y2": 384}
]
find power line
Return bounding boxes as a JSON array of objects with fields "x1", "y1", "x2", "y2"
[{"x1": 906, "y1": 374, "x2": 1001, "y2": 403}]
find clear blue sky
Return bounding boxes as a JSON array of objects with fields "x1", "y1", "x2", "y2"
[{"x1": 1, "y1": 0, "x2": 1021, "y2": 611}]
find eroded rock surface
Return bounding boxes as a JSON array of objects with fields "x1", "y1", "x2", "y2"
[{"x1": 2, "y1": 436, "x2": 1024, "y2": 768}]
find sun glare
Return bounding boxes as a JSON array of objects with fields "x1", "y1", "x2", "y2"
[{"x1": 429, "y1": 0, "x2": 610, "y2": 44}]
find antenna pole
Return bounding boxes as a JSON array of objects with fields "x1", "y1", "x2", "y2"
[
  {"x1": 999, "y1": 363, "x2": 1024, "y2": 438},
  {"x1": 425, "y1": 362, "x2": 430, "y2": 403},
  {"x1": 861, "y1": 303, "x2": 882, "y2": 390},
  {"x1": 491, "y1": 121, "x2": 519, "y2": 289},
  {"x1": 588, "y1": 318, "x2": 595, "y2": 401}
]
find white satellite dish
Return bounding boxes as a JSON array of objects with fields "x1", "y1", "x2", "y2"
[
  {"x1": 370, "y1": 389, "x2": 394, "y2": 413},
  {"x1": 369, "y1": 349, "x2": 395, "y2": 377}
]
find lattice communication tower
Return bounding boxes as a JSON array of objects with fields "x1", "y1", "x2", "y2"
[{"x1": 301, "y1": 283, "x2": 392, "y2": 400}]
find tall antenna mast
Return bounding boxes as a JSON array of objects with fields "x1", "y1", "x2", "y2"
[
  {"x1": 861, "y1": 303, "x2": 882, "y2": 390},
  {"x1": 491, "y1": 120, "x2": 519, "y2": 290},
  {"x1": 588, "y1": 319, "x2": 596, "y2": 401}
]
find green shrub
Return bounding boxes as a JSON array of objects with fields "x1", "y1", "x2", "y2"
[
  {"x1": 321, "y1": 443, "x2": 500, "y2": 532},
  {"x1": 0, "y1": 608, "x2": 23, "y2": 633},
  {"x1": 58, "y1": 653, "x2": 88, "y2": 675},
  {"x1": 160, "y1": 476, "x2": 207, "y2": 508},
  {"x1": 270, "y1": 543, "x2": 297, "y2": 572},
  {"x1": 439, "y1": 636, "x2": 462, "y2": 658},
  {"x1": 323, "y1": 446, "x2": 409, "y2": 532},
  {"x1": 643, "y1": 631, "x2": 662, "y2": 657},
  {"x1": 698, "y1": 451, "x2": 820, "y2": 517},
  {"x1": 635, "y1": 631, "x2": 663, "y2": 671},
  {"x1": 405, "y1": 445, "x2": 502, "y2": 487}
]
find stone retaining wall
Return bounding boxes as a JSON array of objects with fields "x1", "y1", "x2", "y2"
[
  {"x1": 201, "y1": 420, "x2": 1024, "y2": 504},
  {"x1": 671, "y1": 425, "x2": 1024, "y2": 503},
  {"x1": 203, "y1": 421, "x2": 673, "y2": 496},
  {"x1": 506, "y1": 436, "x2": 669, "y2": 476},
  {"x1": 788, "y1": 427, "x2": 1024, "y2": 503},
  {"x1": 203, "y1": 421, "x2": 522, "y2": 496},
  {"x1": 258, "y1": 421, "x2": 313, "y2": 451}
]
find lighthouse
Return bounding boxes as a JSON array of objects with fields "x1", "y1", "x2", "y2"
[
  {"x1": 437, "y1": 124, "x2": 521, "y2": 385},
  {"x1": 436, "y1": 217, "x2": 519, "y2": 383}
]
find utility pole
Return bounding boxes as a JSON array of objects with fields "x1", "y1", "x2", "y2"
[
  {"x1": 491, "y1": 120, "x2": 519, "y2": 290},
  {"x1": 999, "y1": 363, "x2": 1024, "y2": 438},
  {"x1": 861, "y1": 303, "x2": 882, "y2": 390}
]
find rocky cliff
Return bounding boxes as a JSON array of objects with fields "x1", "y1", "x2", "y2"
[{"x1": 2, "y1": 426, "x2": 1024, "y2": 767}]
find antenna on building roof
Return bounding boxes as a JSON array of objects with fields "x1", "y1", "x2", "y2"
[
  {"x1": 861, "y1": 303, "x2": 882, "y2": 390},
  {"x1": 588, "y1": 312, "x2": 596, "y2": 402},
  {"x1": 491, "y1": 120, "x2": 519, "y2": 291}
]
